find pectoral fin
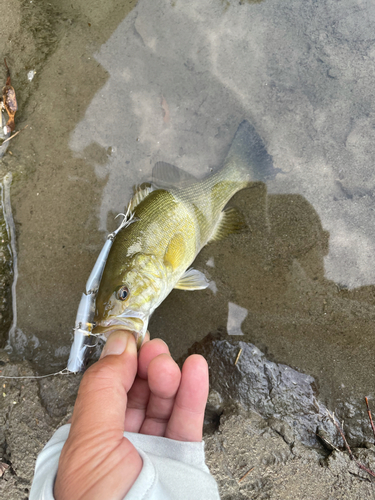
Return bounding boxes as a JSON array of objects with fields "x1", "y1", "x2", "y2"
[
  {"x1": 174, "y1": 268, "x2": 210, "y2": 290},
  {"x1": 209, "y1": 207, "x2": 247, "y2": 242}
]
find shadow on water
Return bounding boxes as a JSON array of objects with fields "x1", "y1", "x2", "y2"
[{"x1": 152, "y1": 184, "x2": 375, "y2": 407}]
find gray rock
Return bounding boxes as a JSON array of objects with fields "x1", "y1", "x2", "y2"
[{"x1": 185, "y1": 336, "x2": 340, "y2": 447}]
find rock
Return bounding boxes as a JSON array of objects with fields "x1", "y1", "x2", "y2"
[
  {"x1": 204, "y1": 389, "x2": 225, "y2": 433},
  {"x1": 325, "y1": 450, "x2": 357, "y2": 476},
  {"x1": 185, "y1": 335, "x2": 339, "y2": 447}
]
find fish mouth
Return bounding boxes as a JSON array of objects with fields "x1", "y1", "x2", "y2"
[{"x1": 93, "y1": 316, "x2": 146, "y2": 347}]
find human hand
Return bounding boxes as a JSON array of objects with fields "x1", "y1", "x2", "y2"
[{"x1": 54, "y1": 331, "x2": 209, "y2": 500}]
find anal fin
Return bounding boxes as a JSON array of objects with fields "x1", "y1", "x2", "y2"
[{"x1": 209, "y1": 207, "x2": 247, "y2": 242}]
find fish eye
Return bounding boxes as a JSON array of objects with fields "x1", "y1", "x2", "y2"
[{"x1": 116, "y1": 286, "x2": 130, "y2": 301}]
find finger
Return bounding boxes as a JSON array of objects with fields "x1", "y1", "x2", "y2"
[
  {"x1": 138, "y1": 338, "x2": 170, "y2": 379},
  {"x1": 125, "y1": 339, "x2": 170, "y2": 432},
  {"x1": 69, "y1": 330, "x2": 138, "y2": 441},
  {"x1": 166, "y1": 354, "x2": 208, "y2": 442},
  {"x1": 139, "y1": 353, "x2": 181, "y2": 436}
]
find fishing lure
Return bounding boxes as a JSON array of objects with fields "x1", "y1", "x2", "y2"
[{"x1": 67, "y1": 209, "x2": 136, "y2": 372}]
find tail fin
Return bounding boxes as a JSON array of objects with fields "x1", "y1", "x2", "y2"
[{"x1": 223, "y1": 120, "x2": 279, "y2": 183}]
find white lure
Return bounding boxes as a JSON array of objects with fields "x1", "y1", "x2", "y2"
[{"x1": 67, "y1": 209, "x2": 136, "y2": 372}]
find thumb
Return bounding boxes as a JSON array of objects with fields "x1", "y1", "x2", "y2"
[{"x1": 69, "y1": 330, "x2": 138, "y2": 437}]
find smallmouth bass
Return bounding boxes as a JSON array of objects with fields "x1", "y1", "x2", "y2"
[{"x1": 93, "y1": 120, "x2": 274, "y2": 346}]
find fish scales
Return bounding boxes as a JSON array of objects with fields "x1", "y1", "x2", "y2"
[
  {"x1": 108, "y1": 189, "x2": 198, "y2": 276},
  {"x1": 175, "y1": 174, "x2": 249, "y2": 246}
]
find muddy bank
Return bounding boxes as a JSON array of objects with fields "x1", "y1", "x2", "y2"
[
  {"x1": 1, "y1": 338, "x2": 375, "y2": 498},
  {"x1": 0, "y1": 350, "x2": 81, "y2": 499},
  {"x1": 205, "y1": 410, "x2": 375, "y2": 499}
]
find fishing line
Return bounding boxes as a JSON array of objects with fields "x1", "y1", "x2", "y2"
[
  {"x1": 0, "y1": 336, "x2": 103, "y2": 379},
  {"x1": 0, "y1": 368, "x2": 73, "y2": 380}
]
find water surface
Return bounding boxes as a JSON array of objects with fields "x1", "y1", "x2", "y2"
[{"x1": 1, "y1": 0, "x2": 375, "y2": 413}]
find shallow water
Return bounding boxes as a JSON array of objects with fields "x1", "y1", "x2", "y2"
[{"x1": 1, "y1": 0, "x2": 375, "y2": 413}]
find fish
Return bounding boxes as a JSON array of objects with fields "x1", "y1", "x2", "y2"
[{"x1": 93, "y1": 120, "x2": 275, "y2": 347}]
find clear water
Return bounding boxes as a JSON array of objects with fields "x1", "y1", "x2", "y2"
[{"x1": 1, "y1": 0, "x2": 375, "y2": 412}]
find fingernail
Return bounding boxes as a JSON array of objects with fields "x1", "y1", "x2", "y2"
[{"x1": 100, "y1": 331, "x2": 133, "y2": 358}]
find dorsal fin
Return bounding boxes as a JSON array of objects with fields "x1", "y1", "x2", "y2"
[
  {"x1": 128, "y1": 184, "x2": 154, "y2": 212},
  {"x1": 152, "y1": 161, "x2": 197, "y2": 188}
]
